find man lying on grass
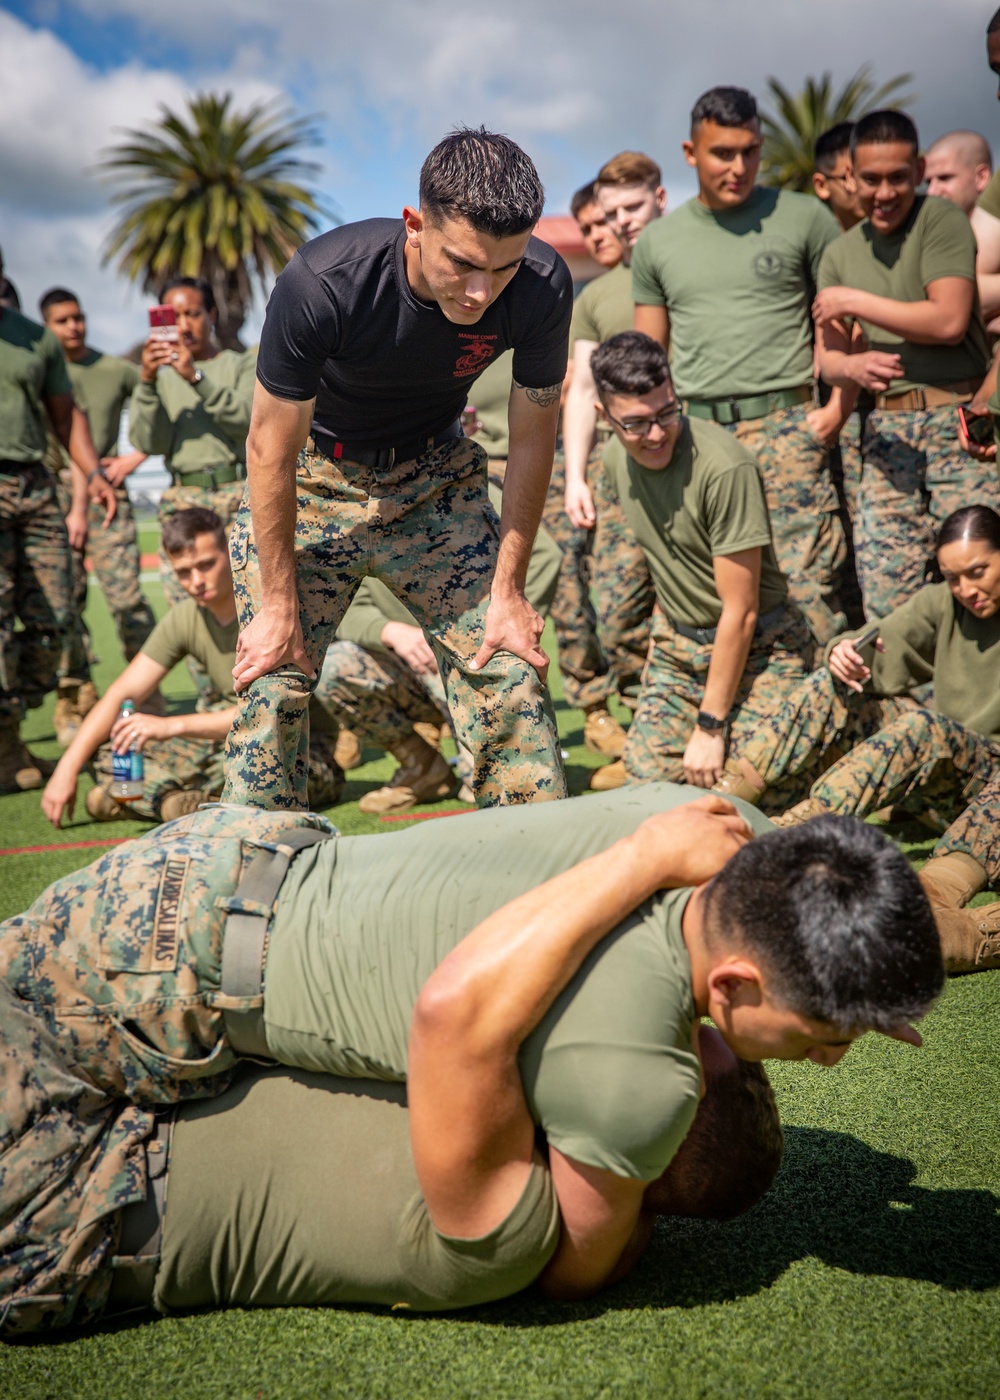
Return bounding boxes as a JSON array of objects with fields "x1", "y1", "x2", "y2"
[{"x1": 0, "y1": 784, "x2": 943, "y2": 1312}]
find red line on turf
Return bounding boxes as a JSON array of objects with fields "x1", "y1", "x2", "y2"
[
  {"x1": 378, "y1": 809, "x2": 469, "y2": 822},
  {"x1": 1, "y1": 837, "x2": 133, "y2": 855}
]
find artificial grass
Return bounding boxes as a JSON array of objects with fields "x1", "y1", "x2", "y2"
[{"x1": 1, "y1": 564, "x2": 998, "y2": 1399}]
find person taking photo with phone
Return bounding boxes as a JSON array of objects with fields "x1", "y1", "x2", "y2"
[{"x1": 714, "y1": 505, "x2": 1000, "y2": 973}]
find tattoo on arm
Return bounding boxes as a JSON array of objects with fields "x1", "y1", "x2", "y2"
[{"x1": 514, "y1": 379, "x2": 561, "y2": 408}]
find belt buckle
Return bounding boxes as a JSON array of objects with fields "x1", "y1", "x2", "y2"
[
  {"x1": 205, "y1": 466, "x2": 218, "y2": 491},
  {"x1": 375, "y1": 447, "x2": 395, "y2": 471},
  {"x1": 723, "y1": 398, "x2": 741, "y2": 424}
]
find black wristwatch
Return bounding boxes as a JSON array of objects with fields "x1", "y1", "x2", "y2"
[{"x1": 696, "y1": 710, "x2": 727, "y2": 734}]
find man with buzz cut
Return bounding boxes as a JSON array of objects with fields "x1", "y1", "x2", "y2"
[
  {"x1": 633, "y1": 85, "x2": 848, "y2": 647},
  {"x1": 563, "y1": 153, "x2": 664, "y2": 778},
  {"x1": 813, "y1": 110, "x2": 999, "y2": 618},
  {"x1": 222, "y1": 127, "x2": 572, "y2": 812}
]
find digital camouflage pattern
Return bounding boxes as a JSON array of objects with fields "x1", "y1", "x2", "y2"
[
  {"x1": 538, "y1": 453, "x2": 608, "y2": 711},
  {"x1": 590, "y1": 444, "x2": 656, "y2": 709},
  {"x1": 855, "y1": 406, "x2": 1000, "y2": 619},
  {"x1": 0, "y1": 463, "x2": 72, "y2": 719},
  {"x1": 0, "y1": 982, "x2": 154, "y2": 1336},
  {"x1": 936, "y1": 767, "x2": 1000, "y2": 885},
  {"x1": 221, "y1": 438, "x2": 565, "y2": 809},
  {"x1": 0, "y1": 804, "x2": 335, "y2": 1107},
  {"x1": 622, "y1": 606, "x2": 814, "y2": 812},
  {"x1": 158, "y1": 479, "x2": 245, "y2": 708},
  {"x1": 729, "y1": 403, "x2": 847, "y2": 645},
  {"x1": 54, "y1": 468, "x2": 155, "y2": 680},
  {"x1": 314, "y1": 640, "x2": 445, "y2": 752}
]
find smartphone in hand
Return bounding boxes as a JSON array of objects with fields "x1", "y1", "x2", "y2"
[
  {"x1": 148, "y1": 305, "x2": 178, "y2": 344},
  {"x1": 958, "y1": 405, "x2": 994, "y2": 448},
  {"x1": 854, "y1": 626, "x2": 879, "y2": 667}
]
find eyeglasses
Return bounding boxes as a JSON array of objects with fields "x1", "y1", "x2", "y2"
[
  {"x1": 824, "y1": 172, "x2": 856, "y2": 188},
  {"x1": 605, "y1": 404, "x2": 683, "y2": 437}
]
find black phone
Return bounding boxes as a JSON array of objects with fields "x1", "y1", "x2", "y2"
[
  {"x1": 958, "y1": 405, "x2": 993, "y2": 447},
  {"x1": 854, "y1": 626, "x2": 879, "y2": 665}
]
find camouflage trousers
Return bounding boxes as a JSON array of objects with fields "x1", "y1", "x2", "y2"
[
  {"x1": 55, "y1": 469, "x2": 155, "y2": 680},
  {"x1": 0, "y1": 463, "x2": 72, "y2": 720},
  {"x1": 158, "y1": 478, "x2": 246, "y2": 708},
  {"x1": 0, "y1": 981, "x2": 154, "y2": 1336},
  {"x1": 728, "y1": 404, "x2": 847, "y2": 646},
  {"x1": 623, "y1": 605, "x2": 814, "y2": 811},
  {"x1": 490, "y1": 454, "x2": 607, "y2": 707},
  {"x1": 591, "y1": 442, "x2": 655, "y2": 708},
  {"x1": 313, "y1": 640, "x2": 446, "y2": 751},
  {"x1": 855, "y1": 406, "x2": 1000, "y2": 619},
  {"x1": 221, "y1": 437, "x2": 566, "y2": 810}
]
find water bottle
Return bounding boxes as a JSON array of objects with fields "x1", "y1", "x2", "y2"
[{"x1": 110, "y1": 698, "x2": 144, "y2": 802}]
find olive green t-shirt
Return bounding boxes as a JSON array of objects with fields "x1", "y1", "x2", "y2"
[
  {"x1": 127, "y1": 347, "x2": 256, "y2": 473},
  {"x1": 468, "y1": 349, "x2": 513, "y2": 459},
  {"x1": 0, "y1": 308, "x2": 72, "y2": 462},
  {"x1": 570, "y1": 263, "x2": 633, "y2": 347},
  {"x1": 156, "y1": 1068, "x2": 559, "y2": 1314},
  {"x1": 264, "y1": 783, "x2": 775, "y2": 1182},
  {"x1": 601, "y1": 418, "x2": 787, "y2": 630},
  {"x1": 66, "y1": 351, "x2": 140, "y2": 459},
  {"x1": 817, "y1": 195, "x2": 988, "y2": 393},
  {"x1": 141, "y1": 598, "x2": 237, "y2": 703},
  {"x1": 631, "y1": 188, "x2": 839, "y2": 400},
  {"x1": 977, "y1": 167, "x2": 1000, "y2": 221},
  {"x1": 825, "y1": 581, "x2": 1000, "y2": 740}
]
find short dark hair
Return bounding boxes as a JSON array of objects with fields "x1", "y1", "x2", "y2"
[
  {"x1": 160, "y1": 275, "x2": 216, "y2": 315},
  {"x1": 39, "y1": 287, "x2": 81, "y2": 317},
  {"x1": 988, "y1": 6, "x2": 1000, "y2": 35},
  {"x1": 0, "y1": 277, "x2": 20, "y2": 311},
  {"x1": 815, "y1": 122, "x2": 855, "y2": 174},
  {"x1": 419, "y1": 127, "x2": 544, "y2": 238},
  {"x1": 703, "y1": 817, "x2": 944, "y2": 1035},
  {"x1": 691, "y1": 86, "x2": 758, "y2": 134},
  {"x1": 591, "y1": 331, "x2": 671, "y2": 403},
  {"x1": 851, "y1": 110, "x2": 919, "y2": 158},
  {"x1": 570, "y1": 181, "x2": 598, "y2": 220},
  {"x1": 937, "y1": 504, "x2": 1000, "y2": 555},
  {"x1": 644, "y1": 1054, "x2": 783, "y2": 1220},
  {"x1": 161, "y1": 507, "x2": 227, "y2": 556}
]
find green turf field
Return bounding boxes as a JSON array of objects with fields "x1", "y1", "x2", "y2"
[{"x1": 2, "y1": 566, "x2": 998, "y2": 1399}]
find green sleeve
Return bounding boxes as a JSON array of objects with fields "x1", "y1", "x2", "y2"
[
  {"x1": 570, "y1": 283, "x2": 600, "y2": 346},
  {"x1": 140, "y1": 602, "x2": 195, "y2": 673},
  {"x1": 805, "y1": 200, "x2": 842, "y2": 284},
  {"x1": 193, "y1": 348, "x2": 256, "y2": 436},
  {"x1": 43, "y1": 330, "x2": 72, "y2": 398},
  {"x1": 816, "y1": 240, "x2": 842, "y2": 293},
  {"x1": 977, "y1": 168, "x2": 1000, "y2": 220},
  {"x1": 127, "y1": 380, "x2": 173, "y2": 456},
  {"x1": 920, "y1": 199, "x2": 978, "y2": 286},
  {"x1": 118, "y1": 359, "x2": 141, "y2": 395},
  {"x1": 337, "y1": 578, "x2": 417, "y2": 651},
  {"x1": 631, "y1": 226, "x2": 666, "y2": 307},
  {"x1": 822, "y1": 584, "x2": 942, "y2": 694},
  {"x1": 702, "y1": 461, "x2": 774, "y2": 559}
]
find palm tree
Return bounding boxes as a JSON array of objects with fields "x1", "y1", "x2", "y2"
[
  {"x1": 759, "y1": 67, "x2": 916, "y2": 192},
  {"x1": 99, "y1": 92, "x2": 330, "y2": 348}
]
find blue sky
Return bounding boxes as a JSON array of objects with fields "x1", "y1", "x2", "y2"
[{"x1": 2, "y1": 0, "x2": 998, "y2": 350}]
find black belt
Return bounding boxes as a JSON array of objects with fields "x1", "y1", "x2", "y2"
[
  {"x1": 312, "y1": 421, "x2": 463, "y2": 472},
  {"x1": 106, "y1": 1111, "x2": 175, "y2": 1314},
  {"x1": 669, "y1": 603, "x2": 788, "y2": 647},
  {"x1": 0, "y1": 458, "x2": 45, "y2": 475}
]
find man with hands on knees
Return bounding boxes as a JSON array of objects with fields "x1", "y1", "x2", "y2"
[
  {"x1": 221, "y1": 127, "x2": 572, "y2": 812},
  {"x1": 585, "y1": 333, "x2": 813, "y2": 801}
]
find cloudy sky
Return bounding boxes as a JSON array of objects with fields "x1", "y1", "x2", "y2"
[{"x1": 2, "y1": 0, "x2": 998, "y2": 351}]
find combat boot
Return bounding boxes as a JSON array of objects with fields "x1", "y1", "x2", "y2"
[
  {"x1": 334, "y1": 727, "x2": 361, "y2": 771},
  {"x1": 918, "y1": 851, "x2": 987, "y2": 911},
  {"x1": 85, "y1": 785, "x2": 130, "y2": 821},
  {"x1": 54, "y1": 678, "x2": 99, "y2": 747},
  {"x1": 583, "y1": 705, "x2": 628, "y2": 759},
  {"x1": 0, "y1": 719, "x2": 52, "y2": 793},
  {"x1": 589, "y1": 759, "x2": 627, "y2": 791},
  {"x1": 933, "y1": 903, "x2": 1000, "y2": 974},
  {"x1": 769, "y1": 796, "x2": 833, "y2": 829},
  {"x1": 160, "y1": 789, "x2": 211, "y2": 822},
  {"x1": 712, "y1": 757, "x2": 766, "y2": 805},
  {"x1": 358, "y1": 733, "x2": 457, "y2": 814},
  {"x1": 413, "y1": 721, "x2": 445, "y2": 751}
]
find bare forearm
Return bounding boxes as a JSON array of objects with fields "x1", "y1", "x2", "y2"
[
  {"x1": 849, "y1": 289, "x2": 968, "y2": 346},
  {"x1": 701, "y1": 606, "x2": 756, "y2": 719},
  {"x1": 167, "y1": 706, "x2": 236, "y2": 742},
  {"x1": 245, "y1": 394, "x2": 311, "y2": 607}
]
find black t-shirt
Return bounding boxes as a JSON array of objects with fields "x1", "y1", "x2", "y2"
[{"x1": 255, "y1": 218, "x2": 572, "y2": 445}]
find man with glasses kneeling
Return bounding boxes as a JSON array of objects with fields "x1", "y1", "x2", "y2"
[{"x1": 590, "y1": 332, "x2": 814, "y2": 800}]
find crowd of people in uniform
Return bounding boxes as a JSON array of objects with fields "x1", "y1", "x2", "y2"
[{"x1": 1, "y1": 18, "x2": 999, "y2": 1339}]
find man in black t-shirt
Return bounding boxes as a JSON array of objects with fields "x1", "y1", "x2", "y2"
[{"x1": 222, "y1": 128, "x2": 572, "y2": 810}]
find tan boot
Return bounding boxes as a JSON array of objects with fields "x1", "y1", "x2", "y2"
[
  {"x1": 0, "y1": 720, "x2": 50, "y2": 793},
  {"x1": 160, "y1": 789, "x2": 211, "y2": 822},
  {"x1": 334, "y1": 727, "x2": 362, "y2": 771},
  {"x1": 413, "y1": 721, "x2": 445, "y2": 751},
  {"x1": 358, "y1": 734, "x2": 457, "y2": 814},
  {"x1": 589, "y1": 759, "x2": 627, "y2": 791},
  {"x1": 583, "y1": 706, "x2": 627, "y2": 759},
  {"x1": 85, "y1": 785, "x2": 130, "y2": 821},
  {"x1": 933, "y1": 903, "x2": 1000, "y2": 974},
  {"x1": 918, "y1": 852, "x2": 988, "y2": 911},
  {"x1": 53, "y1": 680, "x2": 82, "y2": 747},
  {"x1": 770, "y1": 796, "x2": 833, "y2": 829},
  {"x1": 712, "y1": 757, "x2": 766, "y2": 806}
]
